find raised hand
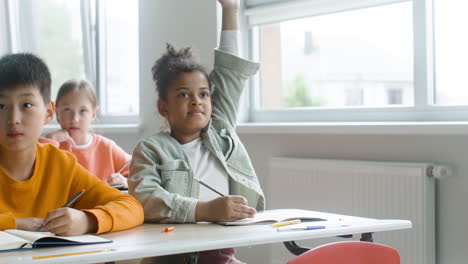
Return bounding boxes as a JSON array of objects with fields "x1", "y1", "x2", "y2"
[
  {"x1": 42, "y1": 208, "x2": 97, "y2": 236},
  {"x1": 195, "y1": 195, "x2": 257, "y2": 222},
  {"x1": 218, "y1": 0, "x2": 240, "y2": 30},
  {"x1": 218, "y1": 0, "x2": 240, "y2": 10}
]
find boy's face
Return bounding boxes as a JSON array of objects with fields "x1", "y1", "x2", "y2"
[
  {"x1": 0, "y1": 85, "x2": 54, "y2": 152},
  {"x1": 158, "y1": 71, "x2": 212, "y2": 137},
  {"x1": 56, "y1": 90, "x2": 97, "y2": 139}
]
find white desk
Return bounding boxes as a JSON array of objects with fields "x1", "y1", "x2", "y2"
[{"x1": 0, "y1": 211, "x2": 411, "y2": 264}]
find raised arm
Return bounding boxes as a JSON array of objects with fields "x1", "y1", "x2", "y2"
[
  {"x1": 212, "y1": 0, "x2": 260, "y2": 127},
  {"x1": 218, "y1": 0, "x2": 240, "y2": 30}
]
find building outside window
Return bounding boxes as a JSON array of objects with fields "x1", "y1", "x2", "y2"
[{"x1": 244, "y1": 0, "x2": 468, "y2": 122}]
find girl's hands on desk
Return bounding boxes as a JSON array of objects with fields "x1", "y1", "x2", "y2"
[
  {"x1": 42, "y1": 208, "x2": 97, "y2": 236},
  {"x1": 195, "y1": 195, "x2": 257, "y2": 222},
  {"x1": 16, "y1": 217, "x2": 44, "y2": 231},
  {"x1": 107, "y1": 173, "x2": 128, "y2": 188}
]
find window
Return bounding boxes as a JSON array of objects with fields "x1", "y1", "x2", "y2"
[
  {"x1": 433, "y1": 0, "x2": 468, "y2": 106},
  {"x1": 0, "y1": 1, "x2": 9, "y2": 54},
  {"x1": 244, "y1": 0, "x2": 468, "y2": 122},
  {"x1": 97, "y1": 0, "x2": 139, "y2": 116},
  {"x1": 7, "y1": 0, "x2": 87, "y2": 100},
  {"x1": 2, "y1": 0, "x2": 139, "y2": 122},
  {"x1": 257, "y1": 3, "x2": 413, "y2": 109}
]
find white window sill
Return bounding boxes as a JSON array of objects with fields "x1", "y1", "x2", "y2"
[
  {"x1": 236, "y1": 122, "x2": 468, "y2": 135},
  {"x1": 42, "y1": 123, "x2": 140, "y2": 135}
]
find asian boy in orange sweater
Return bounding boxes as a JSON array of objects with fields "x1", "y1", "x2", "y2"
[{"x1": 0, "y1": 53, "x2": 144, "y2": 236}]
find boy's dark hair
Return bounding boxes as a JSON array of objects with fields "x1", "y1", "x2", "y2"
[
  {"x1": 151, "y1": 43, "x2": 211, "y2": 101},
  {"x1": 0, "y1": 53, "x2": 52, "y2": 103}
]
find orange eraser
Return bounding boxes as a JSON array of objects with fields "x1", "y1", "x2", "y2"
[{"x1": 161, "y1": 226, "x2": 175, "y2": 233}]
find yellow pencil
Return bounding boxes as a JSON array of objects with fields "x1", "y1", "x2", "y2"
[
  {"x1": 32, "y1": 250, "x2": 103, "y2": 260},
  {"x1": 271, "y1": 219, "x2": 301, "y2": 227}
]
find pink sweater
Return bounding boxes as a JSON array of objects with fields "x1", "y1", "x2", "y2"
[{"x1": 40, "y1": 135, "x2": 131, "y2": 181}]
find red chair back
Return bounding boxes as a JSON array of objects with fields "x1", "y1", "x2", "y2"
[{"x1": 288, "y1": 241, "x2": 400, "y2": 264}]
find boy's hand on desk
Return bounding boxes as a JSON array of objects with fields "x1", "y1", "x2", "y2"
[
  {"x1": 43, "y1": 208, "x2": 98, "y2": 236},
  {"x1": 16, "y1": 217, "x2": 44, "y2": 231},
  {"x1": 195, "y1": 195, "x2": 257, "y2": 222}
]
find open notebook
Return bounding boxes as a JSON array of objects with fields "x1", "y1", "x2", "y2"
[
  {"x1": 111, "y1": 184, "x2": 128, "y2": 190},
  {"x1": 0, "y1": 229, "x2": 112, "y2": 252},
  {"x1": 219, "y1": 209, "x2": 327, "y2": 226}
]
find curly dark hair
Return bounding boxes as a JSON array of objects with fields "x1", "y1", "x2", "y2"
[
  {"x1": 151, "y1": 43, "x2": 211, "y2": 101},
  {"x1": 0, "y1": 53, "x2": 52, "y2": 103}
]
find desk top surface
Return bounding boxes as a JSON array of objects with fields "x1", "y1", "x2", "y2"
[{"x1": 0, "y1": 211, "x2": 411, "y2": 264}]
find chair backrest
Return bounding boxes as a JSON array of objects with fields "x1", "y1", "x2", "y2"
[{"x1": 287, "y1": 241, "x2": 400, "y2": 264}]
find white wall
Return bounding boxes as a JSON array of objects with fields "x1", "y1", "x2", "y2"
[
  {"x1": 237, "y1": 132, "x2": 468, "y2": 264},
  {"x1": 137, "y1": 0, "x2": 217, "y2": 139},
  {"x1": 102, "y1": 0, "x2": 217, "y2": 153},
  {"x1": 100, "y1": 1, "x2": 467, "y2": 263}
]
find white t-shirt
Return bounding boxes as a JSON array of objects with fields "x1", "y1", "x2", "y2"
[
  {"x1": 74, "y1": 134, "x2": 94, "y2": 149},
  {"x1": 182, "y1": 138, "x2": 229, "y2": 201}
]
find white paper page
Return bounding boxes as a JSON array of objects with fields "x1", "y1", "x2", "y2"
[
  {"x1": 220, "y1": 209, "x2": 329, "y2": 225},
  {"x1": 0, "y1": 231, "x2": 30, "y2": 250}
]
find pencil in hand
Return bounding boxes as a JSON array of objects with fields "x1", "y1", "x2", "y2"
[
  {"x1": 62, "y1": 189, "x2": 86, "y2": 207},
  {"x1": 116, "y1": 160, "x2": 131, "y2": 174},
  {"x1": 192, "y1": 178, "x2": 225, "y2": 197},
  {"x1": 36, "y1": 189, "x2": 86, "y2": 231}
]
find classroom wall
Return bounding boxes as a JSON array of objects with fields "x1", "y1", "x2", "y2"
[
  {"x1": 100, "y1": 1, "x2": 467, "y2": 263},
  {"x1": 237, "y1": 133, "x2": 468, "y2": 264},
  {"x1": 102, "y1": 0, "x2": 217, "y2": 152},
  {"x1": 137, "y1": 0, "x2": 217, "y2": 140}
]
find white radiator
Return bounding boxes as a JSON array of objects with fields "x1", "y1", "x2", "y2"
[{"x1": 266, "y1": 157, "x2": 437, "y2": 264}]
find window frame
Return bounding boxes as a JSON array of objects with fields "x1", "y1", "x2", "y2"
[
  {"x1": 4, "y1": 0, "x2": 139, "y2": 125},
  {"x1": 242, "y1": 0, "x2": 468, "y2": 122},
  {"x1": 0, "y1": 0, "x2": 10, "y2": 54}
]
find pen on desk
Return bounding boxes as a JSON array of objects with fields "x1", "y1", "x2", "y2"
[
  {"x1": 192, "y1": 178, "x2": 225, "y2": 197},
  {"x1": 32, "y1": 250, "x2": 104, "y2": 260},
  {"x1": 116, "y1": 160, "x2": 131, "y2": 174},
  {"x1": 36, "y1": 189, "x2": 86, "y2": 231},
  {"x1": 271, "y1": 219, "x2": 301, "y2": 227},
  {"x1": 277, "y1": 225, "x2": 326, "y2": 232}
]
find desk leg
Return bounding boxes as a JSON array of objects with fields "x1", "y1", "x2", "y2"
[
  {"x1": 283, "y1": 241, "x2": 310, "y2": 256},
  {"x1": 360, "y1": 232, "x2": 374, "y2": 242},
  {"x1": 284, "y1": 233, "x2": 373, "y2": 256}
]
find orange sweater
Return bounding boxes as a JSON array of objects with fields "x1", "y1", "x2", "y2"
[
  {"x1": 40, "y1": 134, "x2": 130, "y2": 180},
  {"x1": 0, "y1": 143, "x2": 143, "y2": 233}
]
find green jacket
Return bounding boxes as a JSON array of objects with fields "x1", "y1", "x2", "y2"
[{"x1": 129, "y1": 49, "x2": 265, "y2": 223}]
